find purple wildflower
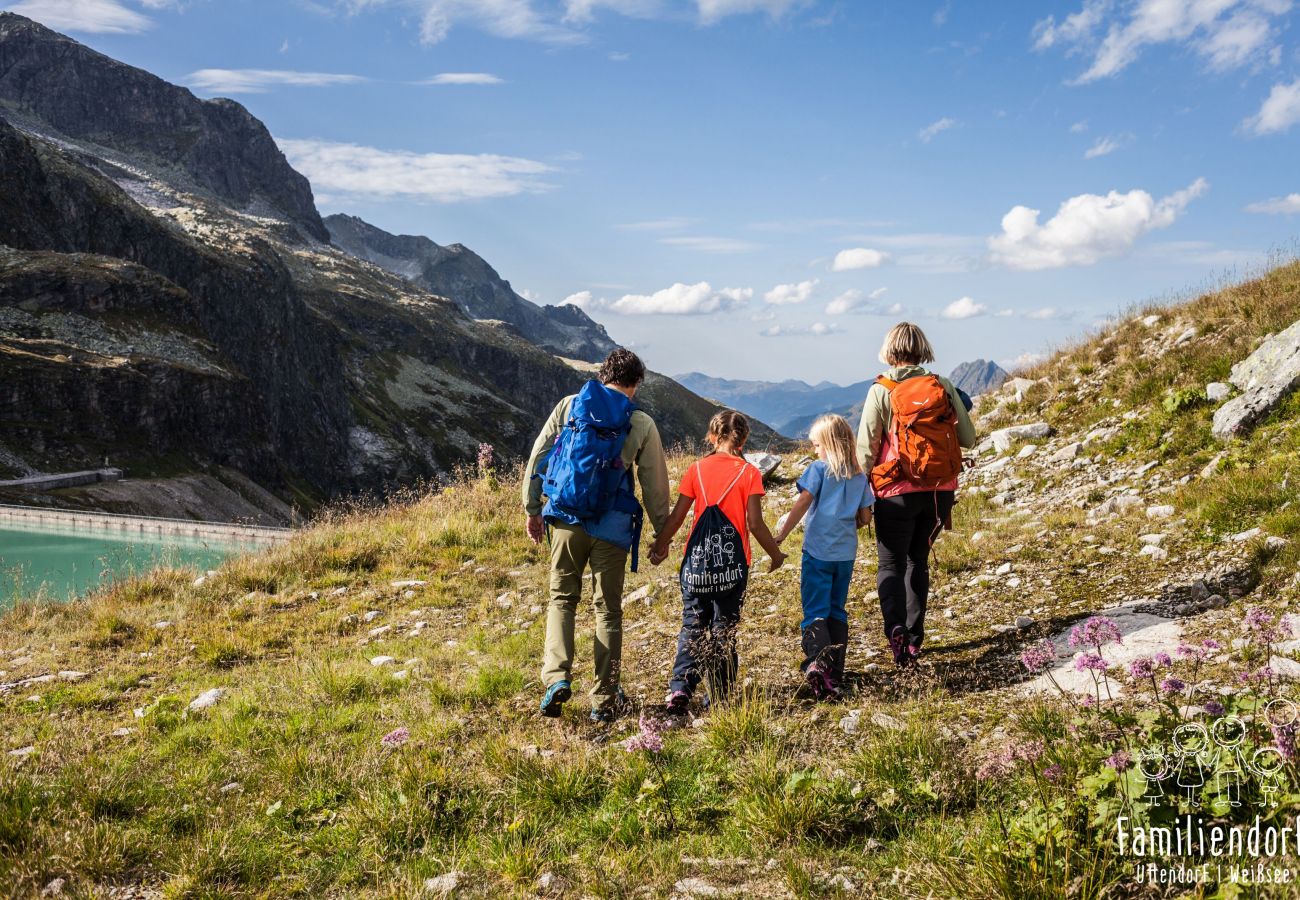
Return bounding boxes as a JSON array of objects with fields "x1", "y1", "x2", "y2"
[
  {"x1": 381, "y1": 727, "x2": 410, "y2": 748},
  {"x1": 1013, "y1": 740, "x2": 1046, "y2": 763},
  {"x1": 1153, "y1": 652, "x2": 1172, "y2": 667},
  {"x1": 1273, "y1": 724, "x2": 1298, "y2": 764},
  {"x1": 476, "y1": 442, "x2": 494, "y2": 472},
  {"x1": 1244, "y1": 607, "x2": 1274, "y2": 632},
  {"x1": 1074, "y1": 653, "x2": 1109, "y2": 673},
  {"x1": 1128, "y1": 657, "x2": 1155, "y2": 679},
  {"x1": 1160, "y1": 677, "x2": 1186, "y2": 694},
  {"x1": 1203, "y1": 700, "x2": 1226, "y2": 716},
  {"x1": 1238, "y1": 666, "x2": 1274, "y2": 686},
  {"x1": 1043, "y1": 764, "x2": 1063, "y2": 782},
  {"x1": 624, "y1": 711, "x2": 668, "y2": 754},
  {"x1": 1081, "y1": 695, "x2": 1098, "y2": 708},
  {"x1": 1105, "y1": 750, "x2": 1133, "y2": 772},
  {"x1": 1202, "y1": 639, "x2": 1222, "y2": 650},
  {"x1": 1069, "y1": 616, "x2": 1123, "y2": 649},
  {"x1": 1020, "y1": 640, "x2": 1057, "y2": 674},
  {"x1": 977, "y1": 753, "x2": 1014, "y2": 781}
]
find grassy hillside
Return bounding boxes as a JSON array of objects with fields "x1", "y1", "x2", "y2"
[{"x1": 3, "y1": 262, "x2": 1300, "y2": 898}]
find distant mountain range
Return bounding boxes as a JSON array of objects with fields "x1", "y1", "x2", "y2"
[
  {"x1": 680, "y1": 359, "x2": 1011, "y2": 438},
  {"x1": 0, "y1": 12, "x2": 783, "y2": 520},
  {"x1": 325, "y1": 214, "x2": 617, "y2": 363}
]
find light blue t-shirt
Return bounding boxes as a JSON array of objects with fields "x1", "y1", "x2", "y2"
[{"x1": 796, "y1": 460, "x2": 875, "y2": 562}]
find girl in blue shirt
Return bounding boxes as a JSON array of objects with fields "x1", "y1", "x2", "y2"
[{"x1": 774, "y1": 414, "x2": 874, "y2": 700}]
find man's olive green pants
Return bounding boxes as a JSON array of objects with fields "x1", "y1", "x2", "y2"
[{"x1": 542, "y1": 522, "x2": 627, "y2": 712}]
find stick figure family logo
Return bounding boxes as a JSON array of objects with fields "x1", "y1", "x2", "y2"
[{"x1": 1137, "y1": 700, "x2": 1297, "y2": 809}]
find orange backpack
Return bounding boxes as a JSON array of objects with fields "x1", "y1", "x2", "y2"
[{"x1": 871, "y1": 374, "x2": 963, "y2": 491}]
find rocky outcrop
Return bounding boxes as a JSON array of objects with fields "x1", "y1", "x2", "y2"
[
  {"x1": 324, "y1": 214, "x2": 618, "y2": 362},
  {"x1": 0, "y1": 12, "x2": 327, "y2": 241},
  {"x1": 1211, "y1": 319, "x2": 1300, "y2": 440},
  {"x1": 949, "y1": 359, "x2": 1009, "y2": 397}
]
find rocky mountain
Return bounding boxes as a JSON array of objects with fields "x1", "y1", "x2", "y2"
[
  {"x1": 325, "y1": 214, "x2": 617, "y2": 363},
  {"x1": 0, "y1": 14, "x2": 781, "y2": 520},
  {"x1": 949, "y1": 359, "x2": 1009, "y2": 397},
  {"x1": 0, "y1": 13, "x2": 326, "y2": 242},
  {"x1": 676, "y1": 373, "x2": 875, "y2": 437}
]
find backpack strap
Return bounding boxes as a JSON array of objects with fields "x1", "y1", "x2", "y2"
[
  {"x1": 875, "y1": 375, "x2": 900, "y2": 392},
  {"x1": 695, "y1": 464, "x2": 709, "y2": 506},
  {"x1": 715, "y1": 464, "x2": 748, "y2": 504}
]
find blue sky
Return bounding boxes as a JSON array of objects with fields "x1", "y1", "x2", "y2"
[{"x1": 6, "y1": 0, "x2": 1300, "y2": 384}]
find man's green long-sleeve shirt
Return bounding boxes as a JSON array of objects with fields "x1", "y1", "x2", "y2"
[{"x1": 521, "y1": 395, "x2": 672, "y2": 538}]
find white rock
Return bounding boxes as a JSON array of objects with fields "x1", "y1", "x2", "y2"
[
  {"x1": 220, "y1": 781, "x2": 242, "y2": 793},
  {"x1": 192, "y1": 576, "x2": 207, "y2": 588},
  {"x1": 370, "y1": 656, "x2": 396, "y2": 667},
  {"x1": 41, "y1": 877, "x2": 65, "y2": 897},
  {"x1": 363, "y1": 610, "x2": 382, "y2": 622},
  {"x1": 391, "y1": 580, "x2": 427, "y2": 589},
  {"x1": 674, "y1": 878, "x2": 720, "y2": 897},
  {"x1": 424, "y1": 871, "x2": 463, "y2": 895},
  {"x1": 391, "y1": 669, "x2": 410, "y2": 680},
  {"x1": 1016, "y1": 444, "x2": 1039, "y2": 459},
  {"x1": 943, "y1": 607, "x2": 955, "y2": 619},
  {"x1": 1266, "y1": 536, "x2": 1290, "y2": 551},
  {"x1": 188, "y1": 688, "x2": 226, "y2": 711},
  {"x1": 1006, "y1": 577, "x2": 1023, "y2": 588},
  {"x1": 745, "y1": 452, "x2": 782, "y2": 476},
  {"x1": 1146, "y1": 505, "x2": 1176, "y2": 519},
  {"x1": 1141, "y1": 314, "x2": 1161, "y2": 327},
  {"x1": 840, "y1": 709, "x2": 862, "y2": 735},
  {"x1": 58, "y1": 670, "x2": 87, "y2": 681},
  {"x1": 8, "y1": 745, "x2": 35, "y2": 758},
  {"x1": 995, "y1": 562, "x2": 1013, "y2": 575},
  {"x1": 971, "y1": 530, "x2": 987, "y2": 543},
  {"x1": 1228, "y1": 528, "x2": 1263, "y2": 543},
  {"x1": 1174, "y1": 327, "x2": 1197, "y2": 346},
  {"x1": 1269, "y1": 656, "x2": 1300, "y2": 681},
  {"x1": 153, "y1": 620, "x2": 172, "y2": 629},
  {"x1": 1139, "y1": 545, "x2": 1169, "y2": 560},
  {"x1": 1201, "y1": 452, "x2": 1226, "y2": 479},
  {"x1": 332, "y1": 587, "x2": 348, "y2": 596},
  {"x1": 871, "y1": 712, "x2": 905, "y2": 731},
  {"x1": 1206, "y1": 382, "x2": 1231, "y2": 402},
  {"x1": 1139, "y1": 533, "x2": 1166, "y2": 546},
  {"x1": 1015, "y1": 616, "x2": 1035, "y2": 629},
  {"x1": 368, "y1": 625, "x2": 392, "y2": 637},
  {"x1": 626, "y1": 585, "x2": 651, "y2": 604},
  {"x1": 828, "y1": 874, "x2": 857, "y2": 892},
  {"x1": 990, "y1": 423, "x2": 1053, "y2": 453},
  {"x1": 496, "y1": 592, "x2": 514, "y2": 609},
  {"x1": 537, "y1": 872, "x2": 558, "y2": 891},
  {"x1": 1049, "y1": 442, "x2": 1080, "y2": 463},
  {"x1": 111, "y1": 727, "x2": 134, "y2": 737},
  {"x1": 1096, "y1": 494, "x2": 1144, "y2": 516}
]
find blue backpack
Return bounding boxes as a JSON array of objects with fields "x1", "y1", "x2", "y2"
[{"x1": 540, "y1": 381, "x2": 645, "y2": 569}]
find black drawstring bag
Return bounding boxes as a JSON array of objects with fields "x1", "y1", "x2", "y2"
[{"x1": 679, "y1": 465, "x2": 749, "y2": 605}]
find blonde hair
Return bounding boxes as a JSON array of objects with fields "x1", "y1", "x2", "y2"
[
  {"x1": 878, "y1": 322, "x2": 936, "y2": 367},
  {"x1": 808, "y1": 414, "x2": 860, "y2": 480},
  {"x1": 705, "y1": 409, "x2": 749, "y2": 453}
]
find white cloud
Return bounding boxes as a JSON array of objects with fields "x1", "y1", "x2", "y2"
[
  {"x1": 1244, "y1": 79, "x2": 1300, "y2": 135},
  {"x1": 932, "y1": 1, "x2": 950, "y2": 26},
  {"x1": 518, "y1": 288, "x2": 540, "y2": 302},
  {"x1": 560, "y1": 290, "x2": 594, "y2": 308},
  {"x1": 420, "y1": 72, "x2": 505, "y2": 85},
  {"x1": 1070, "y1": 120, "x2": 1089, "y2": 133},
  {"x1": 940, "y1": 297, "x2": 987, "y2": 320},
  {"x1": 277, "y1": 138, "x2": 555, "y2": 202},
  {"x1": 697, "y1": 0, "x2": 804, "y2": 25},
  {"x1": 188, "y1": 69, "x2": 368, "y2": 94},
  {"x1": 764, "y1": 278, "x2": 819, "y2": 306},
  {"x1": 658, "y1": 236, "x2": 761, "y2": 253},
  {"x1": 830, "y1": 247, "x2": 889, "y2": 271},
  {"x1": 988, "y1": 178, "x2": 1209, "y2": 271},
  {"x1": 1025, "y1": 306, "x2": 1071, "y2": 320},
  {"x1": 1004, "y1": 351, "x2": 1048, "y2": 370},
  {"x1": 563, "y1": 0, "x2": 661, "y2": 22},
  {"x1": 1245, "y1": 193, "x2": 1300, "y2": 214},
  {"x1": 6, "y1": 0, "x2": 152, "y2": 32},
  {"x1": 607, "y1": 282, "x2": 752, "y2": 315},
  {"x1": 760, "y1": 322, "x2": 842, "y2": 338},
  {"x1": 1034, "y1": 0, "x2": 1292, "y2": 83},
  {"x1": 825, "y1": 287, "x2": 889, "y2": 316},
  {"x1": 344, "y1": 0, "x2": 580, "y2": 45},
  {"x1": 918, "y1": 117, "x2": 957, "y2": 143},
  {"x1": 608, "y1": 50, "x2": 631, "y2": 60},
  {"x1": 1084, "y1": 135, "x2": 1123, "y2": 158}
]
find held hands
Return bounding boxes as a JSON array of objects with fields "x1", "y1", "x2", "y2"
[
  {"x1": 768, "y1": 548, "x2": 787, "y2": 573},
  {"x1": 648, "y1": 539, "x2": 670, "y2": 566},
  {"x1": 525, "y1": 514, "x2": 545, "y2": 545}
]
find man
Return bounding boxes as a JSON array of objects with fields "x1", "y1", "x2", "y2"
[{"x1": 523, "y1": 349, "x2": 671, "y2": 722}]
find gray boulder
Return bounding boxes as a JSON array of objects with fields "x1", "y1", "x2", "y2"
[
  {"x1": 1213, "y1": 320, "x2": 1300, "y2": 440},
  {"x1": 990, "y1": 422, "x2": 1052, "y2": 453}
]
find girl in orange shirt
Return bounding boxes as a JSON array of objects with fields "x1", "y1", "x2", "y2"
[{"x1": 649, "y1": 411, "x2": 785, "y2": 715}]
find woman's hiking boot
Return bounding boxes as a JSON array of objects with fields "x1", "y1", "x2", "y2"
[
  {"x1": 888, "y1": 626, "x2": 909, "y2": 668},
  {"x1": 540, "y1": 680, "x2": 571, "y2": 718}
]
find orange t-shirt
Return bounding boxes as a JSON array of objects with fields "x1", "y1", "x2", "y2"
[{"x1": 679, "y1": 455, "x2": 766, "y2": 564}]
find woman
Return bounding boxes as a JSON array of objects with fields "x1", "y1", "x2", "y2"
[{"x1": 856, "y1": 322, "x2": 976, "y2": 668}]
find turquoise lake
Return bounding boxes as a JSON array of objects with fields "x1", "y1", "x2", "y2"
[{"x1": 0, "y1": 524, "x2": 250, "y2": 606}]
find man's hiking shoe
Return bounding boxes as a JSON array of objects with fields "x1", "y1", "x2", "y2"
[
  {"x1": 590, "y1": 686, "x2": 628, "y2": 724},
  {"x1": 664, "y1": 690, "x2": 690, "y2": 717},
  {"x1": 540, "y1": 680, "x2": 571, "y2": 718},
  {"x1": 888, "y1": 626, "x2": 909, "y2": 668}
]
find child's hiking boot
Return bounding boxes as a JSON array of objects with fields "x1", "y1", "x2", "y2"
[
  {"x1": 827, "y1": 618, "x2": 849, "y2": 684},
  {"x1": 540, "y1": 680, "x2": 571, "y2": 718},
  {"x1": 805, "y1": 662, "x2": 837, "y2": 701},
  {"x1": 888, "y1": 626, "x2": 909, "y2": 668}
]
